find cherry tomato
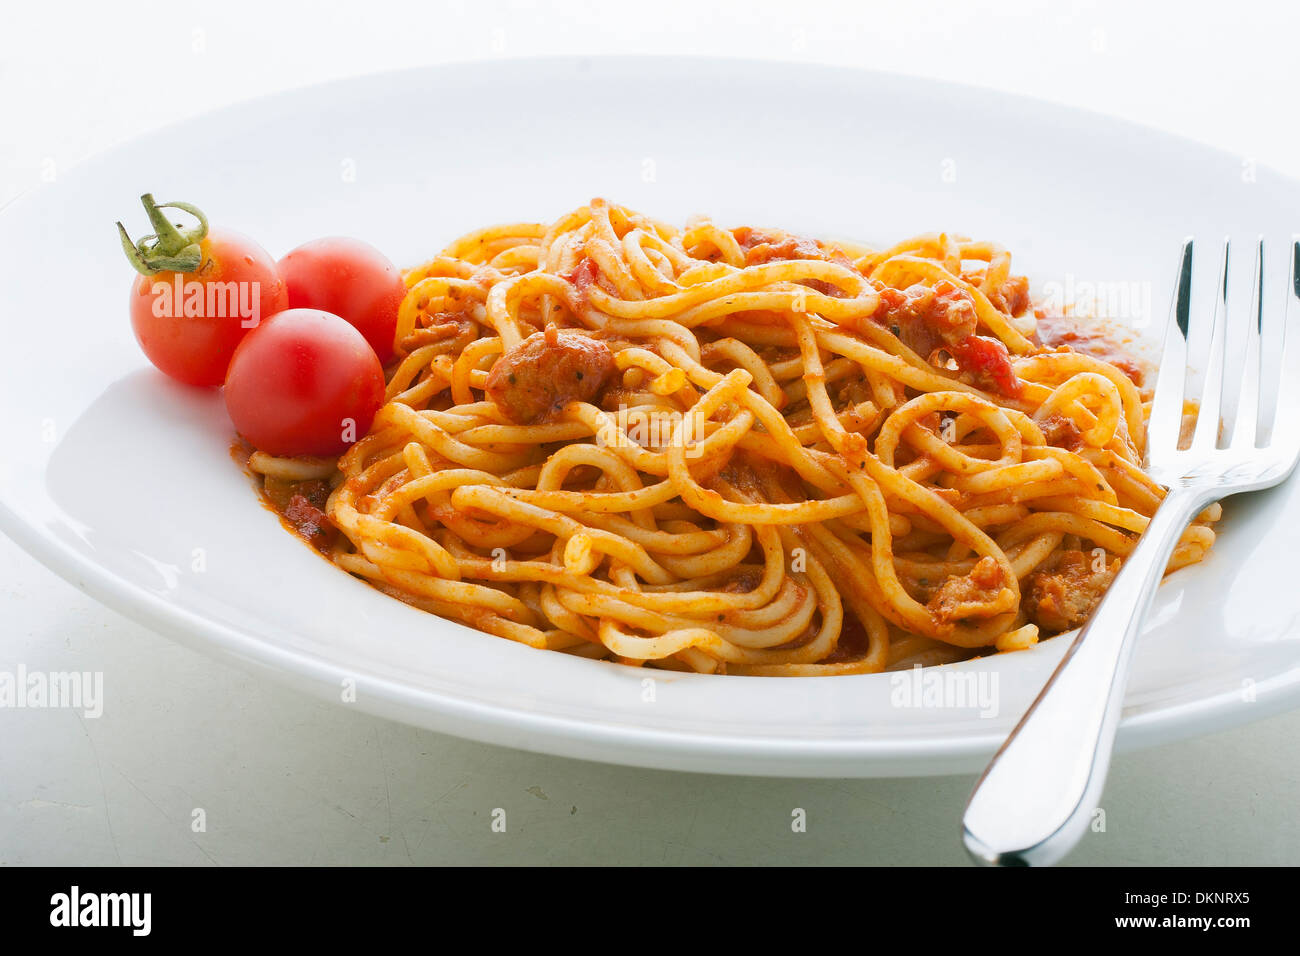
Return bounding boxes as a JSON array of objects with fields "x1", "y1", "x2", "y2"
[
  {"x1": 119, "y1": 196, "x2": 287, "y2": 386},
  {"x1": 278, "y1": 238, "x2": 406, "y2": 364},
  {"x1": 224, "y1": 308, "x2": 385, "y2": 458}
]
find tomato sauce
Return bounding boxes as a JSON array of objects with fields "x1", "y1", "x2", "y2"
[
  {"x1": 231, "y1": 439, "x2": 338, "y2": 555},
  {"x1": 1034, "y1": 312, "x2": 1147, "y2": 387},
  {"x1": 823, "y1": 612, "x2": 872, "y2": 664}
]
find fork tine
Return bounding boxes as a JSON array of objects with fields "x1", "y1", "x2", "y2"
[
  {"x1": 1264, "y1": 240, "x2": 1300, "y2": 451},
  {"x1": 1147, "y1": 239, "x2": 1193, "y2": 456},
  {"x1": 1228, "y1": 239, "x2": 1264, "y2": 449},
  {"x1": 1189, "y1": 239, "x2": 1230, "y2": 451}
]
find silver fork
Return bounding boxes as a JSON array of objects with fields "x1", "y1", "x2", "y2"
[{"x1": 961, "y1": 238, "x2": 1300, "y2": 866}]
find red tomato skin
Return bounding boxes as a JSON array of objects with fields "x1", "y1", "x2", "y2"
[
  {"x1": 129, "y1": 229, "x2": 289, "y2": 386},
  {"x1": 224, "y1": 308, "x2": 386, "y2": 458},
  {"x1": 278, "y1": 238, "x2": 406, "y2": 364}
]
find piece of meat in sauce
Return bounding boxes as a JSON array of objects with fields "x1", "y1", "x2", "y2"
[
  {"x1": 264, "y1": 477, "x2": 335, "y2": 552},
  {"x1": 733, "y1": 227, "x2": 855, "y2": 297},
  {"x1": 484, "y1": 326, "x2": 617, "y2": 424},
  {"x1": 987, "y1": 274, "x2": 1031, "y2": 318},
  {"x1": 925, "y1": 556, "x2": 1006, "y2": 623},
  {"x1": 1039, "y1": 413, "x2": 1084, "y2": 451},
  {"x1": 733, "y1": 227, "x2": 853, "y2": 267},
  {"x1": 863, "y1": 279, "x2": 1022, "y2": 397},
  {"x1": 1025, "y1": 549, "x2": 1119, "y2": 633},
  {"x1": 563, "y1": 257, "x2": 601, "y2": 312}
]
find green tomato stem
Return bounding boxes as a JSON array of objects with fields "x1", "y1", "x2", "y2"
[{"x1": 117, "y1": 194, "x2": 210, "y2": 276}]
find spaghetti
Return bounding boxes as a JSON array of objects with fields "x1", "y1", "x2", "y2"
[{"x1": 247, "y1": 199, "x2": 1217, "y2": 675}]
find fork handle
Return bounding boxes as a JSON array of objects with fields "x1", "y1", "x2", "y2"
[{"x1": 961, "y1": 488, "x2": 1212, "y2": 866}]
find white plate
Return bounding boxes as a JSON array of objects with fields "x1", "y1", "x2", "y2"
[{"x1": 2, "y1": 57, "x2": 1298, "y2": 777}]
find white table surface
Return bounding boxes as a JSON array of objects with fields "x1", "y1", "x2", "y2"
[{"x1": 3, "y1": 0, "x2": 1298, "y2": 866}]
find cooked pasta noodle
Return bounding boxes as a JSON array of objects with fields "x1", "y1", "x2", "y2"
[{"x1": 246, "y1": 199, "x2": 1217, "y2": 675}]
